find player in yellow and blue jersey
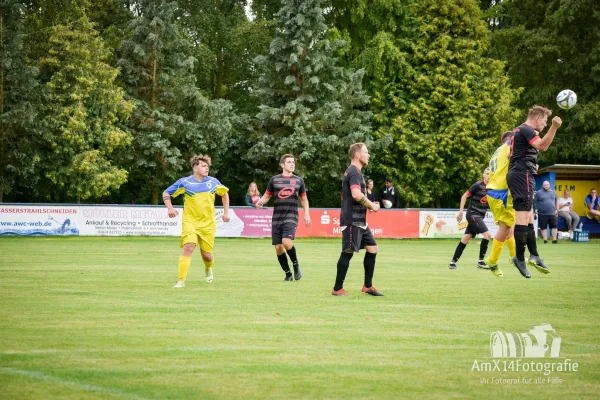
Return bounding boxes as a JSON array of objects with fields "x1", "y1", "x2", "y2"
[
  {"x1": 484, "y1": 130, "x2": 517, "y2": 278},
  {"x1": 163, "y1": 154, "x2": 230, "y2": 288}
]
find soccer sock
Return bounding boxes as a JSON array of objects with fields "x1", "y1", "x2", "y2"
[
  {"x1": 277, "y1": 253, "x2": 291, "y2": 273},
  {"x1": 452, "y1": 241, "x2": 467, "y2": 262},
  {"x1": 527, "y1": 223, "x2": 539, "y2": 257},
  {"x1": 334, "y1": 252, "x2": 354, "y2": 291},
  {"x1": 490, "y1": 240, "x2": 504, "y2": 264},
  {"x1": 178, "y1": 255, "x2": 192, "y2": 281},
  {"x1": 203, "y1": 257, "x2": 214, "y2": 272},
  {"x1": 363, "y1": 252, "x2": 377, "y2": 288},
  {"x1": 286, "y1": 246, "x2": 298, "y2": 264},
  {"x1": 479, "y1": 239, "x2": 489, "y2": 260},
  {"x1": 506, "y1": 236, "x2": 516, "y2": 257},
  {"x1": 514, "y1": 224, "x2": 528, "y2": 262}
]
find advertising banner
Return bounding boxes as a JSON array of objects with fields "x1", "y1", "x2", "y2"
[
  {"x1": 2, "y1": 204, "x2": 463, "y2": 239},
  {"x1": 418, "y1": 210, "x2": 499, "y2": 239}
]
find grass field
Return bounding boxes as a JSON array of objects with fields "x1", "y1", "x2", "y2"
[{"x1": 1, "y1": 236, "x2": 599, "y2": 399}]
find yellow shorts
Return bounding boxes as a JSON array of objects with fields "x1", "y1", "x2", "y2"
[
  {"x1": 487, "y1": 194, "x2": 515, "y2": 227},
  {"x1": 180, "y1": 226, "x2": 215, "y2": 253}
]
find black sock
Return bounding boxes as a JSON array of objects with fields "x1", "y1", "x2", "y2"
[
  {"x1": 334, "y1": 252, "x2": 353, "y2": 291},
  {"x1": 363, "y1": 252, "x2": 377, "y2": 288},
  {"x1": 286, "y1": 246, "x2": 298, "y2": 264},
  {"x1": 277, "y1": 253, "x2": 290, "y2": 273},
  {"x1": 452, "y1": 241, "x2": 467, "y2": 262},
  {"x1": 514, "y1": 224, "x2": 528, "y2": 262},
  {"x1": 527, "y1": 224, "x2": 539, "y2": 257},
  {"x1": 479, "y1": 239, "x2": 489, "y2": 260}
]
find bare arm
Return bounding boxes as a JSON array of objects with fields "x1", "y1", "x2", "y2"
[
  {"x1": 351, "y1": 187, "x2": 380, "y2": 211},
  {"x1": 221, "y1": 192, "x2": 230, "y2": 222},
  {"x1": 531, "y1": 117, "x2": 562, "y2": 151},
  {"x1": 300, "y1": 195, "x2": 311, "y2": 226},
  {"x1": 163, "y1": 191, "x2": 178, "y2": 218},
  {"x1": 256, "y1": 193, "x2": 272, "y2": 208},
  {"x1": 457, "y1": 192, "x2": 469, "y2": 222}
]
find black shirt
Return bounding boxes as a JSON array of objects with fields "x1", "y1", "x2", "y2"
[
  {"x1": 266, "y1": 174, "x2": 306, "y2": 226},
  {"x1": 466, "y1": 180, "x2": 489, "y2": 217},
  {"x1": 379, "y1": 186, "x2": 400, "y2": 208},
  {"x1": 341, "y1": 165, "x2": 367, "y2": 227},
  {"x1": 509, "y1": 123, "x2": 539, "y2": 175}
]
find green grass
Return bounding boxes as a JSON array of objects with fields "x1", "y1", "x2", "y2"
[{"x1": 0, "y1": 237, "x2": 599, "y2": 399}]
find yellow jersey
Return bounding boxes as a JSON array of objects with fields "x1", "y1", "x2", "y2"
[
  {"x1": 487, "y1": 142, "x2": 510, "y2": 191},
  {"x1": 165, "y1": 175, "x2": 228, "y2": 230}
]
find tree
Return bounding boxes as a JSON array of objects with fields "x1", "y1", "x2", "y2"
[
  {"x1": 118, "y1": 0, "x2": 235, "y2": 204},
  {"x1": 331, "y1": 0, "x2": 520, "y2": 207},
  {"x1": 39, "y1": 15, "x2": 133, "y2": 202},
  {"x1": 485, "y1": 0, "x2": 600, "y2": 167},
  {"x1": 0, "y1": 0, "x2": 40, "y2": 202},
  {"x1": 248, "y1": 0, "x2": 372, "y2": 207}
]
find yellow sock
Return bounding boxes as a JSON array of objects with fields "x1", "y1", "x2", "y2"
[
  {"x1": 178, "y1": 255, "x2": 192, "y2": 281},
  {"x1": 490, "y1": 240, "x2": 505, "y2": 264},
  {"x1": 203, "y1": 258, "x2": 214, "y2": 272},
  {"x1": 506, "y1": 236, "x2": 516, "y2": 257}
]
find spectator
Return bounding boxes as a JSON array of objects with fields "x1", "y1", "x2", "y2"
[
  {"x1": 366, "y1": 179, "x2": 377, "y2": 203},
  {"x1": 535, "y1": 181, "x2": 559, "y2": 244},
  {"x1": 379, "y1": 177, "x2": 400, "y2": 209},
  {"x1": 558, "y1": 189, "x2": 580, "y2": 239},
  {"x1": 245, "y1": 182, "x2": 261, "y2": 206},
  {"x1": 586, "y1": 188, "x2": 600, "y2": 219}
]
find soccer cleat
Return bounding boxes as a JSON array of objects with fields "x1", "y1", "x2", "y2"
[
  {"x1": 331, "y1": 288, "x2": 348, "y2": 296},
  {"x1": 511, "y1": 256, "x2": 531, "y2": 279},
  {"x1": 293, "y1": 262, "x2": 302, "y2": 280},
  {"x1": 528, "y1": 255, "x2": 550, "y2": 274},
  {"x1": 448, "y1": 261, "x2": 458, "y2": 270},
  {"x1": 173, "y1": 281, "x2": 185, "y2": 288},
  {"x1": 361, "y1": 285, "x2": 384, "y2": 296},
  {"x1": 284, "y1": 272, "x2": 293, "y2": 282},
  {"x1": 205, "y1": 267, "x2": 213, "y2": 283},
  {"x1": 484, "y1": 257, "x2": 503, "y2": 278},
  {"x1": 477, "y1": 260, "x2": 490, "y2": 270}
]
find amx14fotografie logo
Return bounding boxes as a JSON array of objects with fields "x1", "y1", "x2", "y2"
[{"x1": 471, "y1": 324, "x2": 579, "y2": 385}]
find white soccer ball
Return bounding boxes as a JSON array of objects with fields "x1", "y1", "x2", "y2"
[
  {"x1": 556, "y1": 89, "x2": 577, "y2": 110},
  {"x1": 382, "y1": 199, "x2": 392, "y2": 209}
]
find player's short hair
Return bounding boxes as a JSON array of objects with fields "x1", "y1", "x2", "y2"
[
  {"x1": 280, "y1": 154, "x2": 295, "y2": 165},
  {"x1": 190, "y1": 154, "x2": 212, "y2": 168},
  {"x1": 500, "y1": 130, "x2": 512, "y2": 143},
  {"x1": 348, "y1": 142, "x2": 365, "y2": 159},
  {"x1": 528, "y1": 105, "x2": 552, "y2": 119}
]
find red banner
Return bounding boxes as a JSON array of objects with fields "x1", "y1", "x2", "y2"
[{"x1": 295, "y1": 208, "x2": 420, "y2": 238}]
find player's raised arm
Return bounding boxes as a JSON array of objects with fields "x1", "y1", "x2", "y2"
[
  {"x1": 221, "y1": 192, "x2": 230, "y2": 222},
  {"x1": 163, "y1": 191, "x2": 178, "y2": 218},
  {"x1": 351, "y1": 187, "x2": 379, "y2": 211},
  {"x1": 530, "y1": 117, "x2": 562, "y2": 151}
]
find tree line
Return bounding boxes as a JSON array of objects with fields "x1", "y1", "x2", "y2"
[{"x1": 1, "y1": 0, "x2": 598, "y2": 207}]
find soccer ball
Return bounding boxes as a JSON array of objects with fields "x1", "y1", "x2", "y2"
[
  {"x1": 382, "y1": 199, "x2": 392, "y2": 209},
  {"x1": 556, "y1": 89, "x2": 577, "y2": 110}
]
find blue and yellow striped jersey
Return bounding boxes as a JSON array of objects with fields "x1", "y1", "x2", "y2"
[{"x1": 165, "y1": 175, "x2": 228, "y2": 229}]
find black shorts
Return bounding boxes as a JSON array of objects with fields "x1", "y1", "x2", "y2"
[
  {"x1": 538, "y1": 214, "x2": 557, "y2": 229},
  {"x1": 507, "y1": 171, "x2": 535, "y2": 212},
  {"x1": 271, "y1": 222, "x2": 298, "y2": 245},
  {"x1": 342, "y1": 225, "x2": 377, "y2": 253},
  {"x1": 465, "y1": 212, "x2": 488, "y2": 235}
]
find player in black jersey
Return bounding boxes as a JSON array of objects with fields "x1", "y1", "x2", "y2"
[
  {"x1": 507, "y1": 105, "x2": 561, "y2": 278},
  {"x1": 256, "y1": 154, "x2": 311, "y2": 281},
  {"x1": 448, "y1": 168, "x2": 492, "y2": 270},
  {"x1": 332, "y1": 143, "x2": 383, "y2": 296}
]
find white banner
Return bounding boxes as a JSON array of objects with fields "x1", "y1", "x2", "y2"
[{"x1": 419, "y1": 210, "x2": 499, "y2": 239}]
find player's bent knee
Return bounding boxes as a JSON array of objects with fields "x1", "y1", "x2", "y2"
[
  {"x1": 274, "y1": 244, "x2": 285, "y2": 254},
  {"x1": 483, "y1": 232, "x2": 492, "y2": 240},
  {"x1": 182, "y1": 243, "x2": 196, "y2": 255},
  {"x1": 282, "y1": 239, "x2": 293, "y2": 249},
  {"x1": 201, "y1": 251, "x2": 213, "y2": 262},
  {"x1": 365, "y1": 245, "x2": 378, "y2": 254}
]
